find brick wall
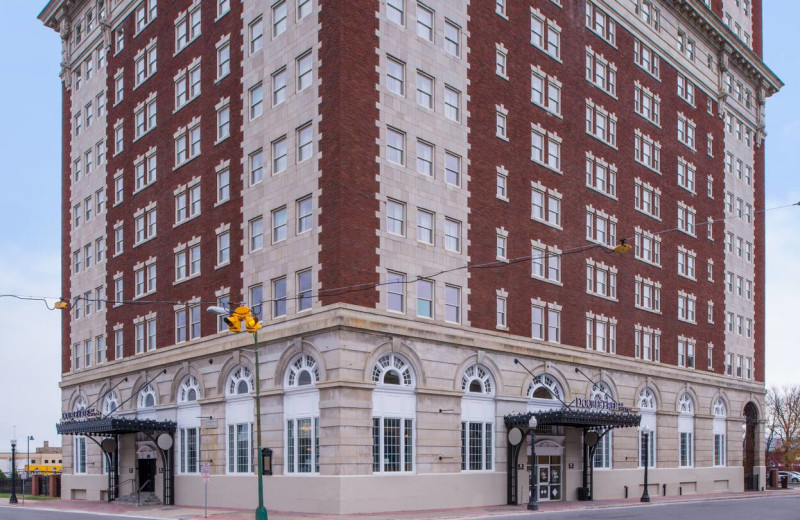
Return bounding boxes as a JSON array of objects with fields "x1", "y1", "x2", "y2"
[
  {"x1": 104, "y1": 0, "x2": 244, "y2": 360},
  {"x1": 467, "y1": 1, "x2": 726, "y2": 372},
  {"x1": 317, "y1": 0, "x2": 380, "y2": 307},
  {"x1": 62, "y1": 82, "x2": 73, "y2": 374}
]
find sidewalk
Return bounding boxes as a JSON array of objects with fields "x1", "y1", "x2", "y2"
[{"x1": 7, "y1": 488, "x2": 800, "y2": 520}]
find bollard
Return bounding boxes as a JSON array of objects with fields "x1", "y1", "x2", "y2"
[
  {"x1": 624, "y1": 485, "x2": 628, "y2": 498},
  {"x1": 679, "y1": 486, "x2": 683, "y2": 496},
  {"x1": 663, "y1": 484, "x2": 666, "y2": 496}
]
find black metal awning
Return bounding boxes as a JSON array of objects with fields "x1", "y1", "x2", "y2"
[
  {"x1": 56, "y1": 417, "x2": 176, "y2": 436},
  {"x1": 504, "y1": 409, "x2": 641, "y2": 430}
]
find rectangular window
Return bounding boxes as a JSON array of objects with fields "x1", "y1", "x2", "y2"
[
  {"x1": 386, "y1": 57, "x2": 405, "y2": 96},
  {"x1": 297, "y1": 52, "x2": 313, "y2": 91},
  {"x1": 634, "y1": 277, "x2": 661, "y2": 313},
  {"x1": 272, "y1": 206, "x2": 288, "y2": 243},
  {"x1": 416, "y1": 279, "x2": 433, "y2": 318},
  {"x1": 416, "y1": 71, "x2": 433, "y2": 109},
  {"x1": 677, "y1": 202, "x2": 696, "y2": 236},
  {"x1": 585, "y1": 99, "x2": 617, "y2": 146},
  {"x1": 530, "y1": 68, "x2": 562, "y2": 116},
  {"x1": 416, "y1": 3, "x2": 434, "y2": 42},
  {"x1": 217, "y1": 231, "x2": 230, "y2": 266},
  {"x1": 286, "y1": 418, "x2": 319, "y2": 474},
  {"x1": 585, "y1": 3, "x2": 615, "y2": 45},
  {"x1": 179, "y1": 427, "x2": 200, "y2": 474},
  {"x1": 249, "y1": 17, "x2": 263, "y2": 54},
  {"x1": 585, "y1": 48, "x2": 616, "y2": 96},
  {"x1": 586, "y1": 207, "x2": 617, "y2": 247},
  {"x1": 444, "y1": 218, "x2": 461, "y2": 252},
  {"x1": 677, "y1": 292, "x2": 697, "y2": 323},
  {"x1": 387, "y1": 0, "x2": 404, "y2": 25},
  {"x1": 677, "y1": 74, "x2": 695, "y2": 105},
  {"x1": 373, "y1": 417, "x2": 414, "y2": 473},
  {"x1": 227, "y1": 423, "x2": 252, "y2": 474},
  {"x1": 634, "y1": 130, "x2": 661, "y2": 172},
  {"x1": 297, "y1": 124, "x2": 313, "y2": 162},
  {"x1": 249, "y1": 83, "x2": 263, "y2": 119},
  {"x1": 217, "y1": 168, "x2": 230, "y2": 203},
  {"x1": 272, "y1": 136, "x2": 288, "y2": 173},
  {"x1": 250, "y1": 285, "x2": 263, "y2": 320},
  {"x1": 386, "y1": 199, "x2": 405, "y2": 236},
  {"x1": 416, "y1": 209, "x2": 434, "y2": 245},
  {"x1": 585, "y1": 154, "x2": 616, "y2": 198},
  {"x1": 677, "y1": 114, "x2": 696, "y2": 150},
  {"x1": 273, "y1": 1, "x2": 287, "y2": 36},
  {"x1": 586, "y1": 260, "x2": 617, "y2": 299},
  {"x1": 496, "y1": 296, "x2": 507, "y2": 328},
  {"x1": 217, "y1": 40, "x2": 231, "y2": 79},
  {"x1": 445, "y1": 285, "x2": 461, "y2": 324},
  {"x1": 297, "y1": 270, "x2": 312, "y2": 312},
  {"x1": 444, "y1": 20, "x2": 460, "y2": 57},
  {"x1": 586, "y1": 314, "x2": 617, "y2": 353},
  {"x1": 633, "y1": 38, "x2": 660, "y2": 78},
  {"x1": 272, "y1": 276, "x2": 287, "y2": 317},
  {"x1": 249, "y1": 217, "x2": 263, "y2": 252},
  {"x1": 297, "y1": 196, "x2": 313, "y2": 233},
  {"x1": 387, "y1": 127, "x2": 405, "y2": 165},
  {"x1": 460, "y1": 422, "x2": 493, "y2": 471},
  {"x1": 635, "y1": 327, "x2": 661, "y2": 362},
  {"x1": 387, "y1": 271, "x2": 405, "y2": 313},
  {"x1": 634, "y1": 82, "x2": 660, "y2": 125},
  {"x1": 679, "y1": 431, "x2": 693, "y2": 467},
  {"x1": 532, "y1": 11, "x2": 562, "y2": 58}
]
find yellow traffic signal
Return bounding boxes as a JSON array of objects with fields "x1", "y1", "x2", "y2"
[
  {"x1": 245, "y1": 314, "x2": 262, "y2": 333},
  {"x1": 223, "y1": 315, "x2": 242, "y2": 333}
]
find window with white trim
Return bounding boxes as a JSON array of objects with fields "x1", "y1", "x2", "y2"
[
  {"x1": 387, "y1": 271, "x2": 405, "y2": 313},
  {"x1": 678, "y1": 392, "x2": 694, "y2": 466},
  {"x1": 585, "y1": 2, "x2": 615, "y2": 45},
  {"x1": 531, "y1": 183, "x2": 561, "y2": 228},
  {"x1": 585, "y1": 206, "x2": 617, "y2": 247},
  {"x1": 586, "y1": 258, "x2": 617, "y2": 299},
  {"x1": 634, "y1": 178, "x2": 660, "y2": 220},
  {"x1": 635, "y1": 276, "x2": 661, "y2": 313},
  {"x1": 677, "y1": 292, "x2": 697, "y2": 324},
  {"x1": 531, "y1": 66, "x2": 562, "y2": 116},
  {"x1": 677, "y1": 202, "x2": 696, "y2": 236},
  {"x1": 586, "y1": 99, "x2": 616, "y2": 146},
  {"x1": 531, "y1": 240, "x2": 561, "y2": 283},
  {"x1": 585, "y1": 47, "x2": 616, "y2": 96},
  {"x1": 677, "y1": 74, "x2": 695, "y2": 105},
  {"x1": 585, "y1": 153, "x2": 616, "y2": 198},
  {"x1": 461, "y1": 364, "x2": 495, "y2": 472},
  {"x1": 634, "y1": 82, "x2": 660, "y2": 126},
  {"x1": 677, "y1": 114, "x2": 696, "y2": 150},
  {"x1": 531, "y1": 125, "x2": 561, "y2": 171},
  {"x1": 586, "y1": 313, "x2": 616, "y2": 353},
  {"x1": 531, "y1": 300, "x2": 561, "y2": 342},
  {"x1": 372, "y1": 353, "x2": 416, "y2": 473},
  {"x1": 634, "y1": 227, "x2": 661, "y2": 266},
  {"x1": 633, "y1": 38, "x2": 660, "y2": 79},
  {"x1": 634, "y1": 129, "x2": 661, "y2": 172},
  {"x1": 175, "y1": 3, "x2": 201, "y2": 53},
  {"x1": 713, "y1": 398, "x2": 726, "y2": 466},
  {"x1": 531, "y1": 10, "x2": 561, "y2": 59},
  {"x1": 677, "y1": 247, "x2": 696, "y2": 280},
  {"x1": 635, "y1": 326, "x2": 661, "y2": 362}
]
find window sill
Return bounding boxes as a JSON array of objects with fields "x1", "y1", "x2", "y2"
[
  {"x1": 587, "y1": 292, "x2": 617, "y2": 302},
  {"x1": 133, "y1": 236, "x2": 156, "y2": 249},
  {"x1": 586, "y1": 132, "x2": 617, "y2": 150},
  {"x1": 173, "y1": 154, "x2": 202, "y2": 172},
  {"x1": 588, "y1": 81, "x2": 618, "y2": 100},
  {"x1": 215, "y1": 261, "x2": 230, "y2": 270},
  {"x1": 174, "y1": 273, "x2": 201, "y2": 286},
  {"x1": 532, "y1": 275, "x2": 563, "y2": 287},
  {"x1": 531, "y1": 101, "x2": 563, "y2": 119},
  {"x1": 174, "y1": 214, "x2": 201, "y2": 229},
  {"x1": 133, "y1": 290, "x2": 156, "y2": 301},
  {"x1": 531, "y1": 217, "x2": 562, "y2": 231},
  {"x1": 215, "y1": 135, "x2": 231, "y2": 147},
  {"x1": 173, "y1": 95, "x2": 200, "y2": 115},
  {"x1": 133, "y1": 127, "x2": 155, "y2": 144},
  {"x1": 496, "y1": 195, "x2": 509, "y2": 203},
  {"x1": 531, "y1": 158, "x2": 563, "y2": 176},
  {"x1": 635, "y1": 306, "x2": 662, "y2": 315},
  {"x1": 214, "y1": 198, "x2": 230, "y2": 208},
  {"x1": 586, "y1": 185, "x2": 618, "y2": 201},
  {"x1": 496, "y1": 325, "x2": 509, "y2": 332},
  {"x1": 634, "y1": 159, "x2": 661, "y2": 176}
]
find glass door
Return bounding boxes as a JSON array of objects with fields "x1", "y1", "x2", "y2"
[{"x1": 536, "y1": 455, "x2": 562, "y2": 501}]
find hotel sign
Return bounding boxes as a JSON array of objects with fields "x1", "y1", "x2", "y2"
[
  {"x1": 571, "y1": 397, "x2": 631, "y2": 413},
  {"x1": 60, "y1": 408, "x2": 102, "y2": 422}
]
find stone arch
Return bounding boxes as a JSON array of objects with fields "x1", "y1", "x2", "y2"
[
  {"x1": 674, "y1": 385, "x2": 700, "y2": 413},
  {"x1": 632, "y1": 379, "x2": 662, "y2": 409},
  {"x1": 741, "y1": 398, "x2": 763, "y2": 419},
  {"x1": 216, "y1": 352, "x2": 255, "y2": 397},
  {"x1": 743, "y1": 400, "x2": 760, "y2": 490},
  {"x1": 68, "y1": 389, "x2": 89, "y2": 411},
  {"x1": 168, "y1": 364, "x2": 204, "y2": 404},
  {"x1": 452, "y1": 352, "x2": 503, "y2": 396},
  {"x1": 274, "y1": 339, "x2": 328, "y2": 388},
  {"x1": 581, "y1": 371, "x2": 620, "y2": 402},
  {"x1": 364, "y1": 338, "x2": 427, "y2": 387},
  {"x1": 520, "y1": 361, "x2": 571, "y2": 402},
  {"x1": 710, "y1": 391, "x2": 731, "y2": 416}
]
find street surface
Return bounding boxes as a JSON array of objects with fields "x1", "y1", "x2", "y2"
[
  {"x1": 478, "y1": 495, "x2": 800, "y2": 520},
  {"x1": 0, "y1": 507, "x2": 154, "y2": 520}
]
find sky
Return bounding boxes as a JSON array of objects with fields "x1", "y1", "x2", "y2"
[{"x1": 0, "y1": 2, "x2": 798, "y2": 449}]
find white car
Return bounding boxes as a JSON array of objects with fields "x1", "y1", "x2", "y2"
[{"x1": 778, "y1": 471, "x2": 800, "y2": 483}]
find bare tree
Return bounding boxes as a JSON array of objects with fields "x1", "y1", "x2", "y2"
[{"x1": 766, "y1": 385, "x2": 800, "y2": 467}]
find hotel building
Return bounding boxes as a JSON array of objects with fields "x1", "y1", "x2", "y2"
[{"x1": 39, "y1": 0, "x2": 781, "y2": 513}]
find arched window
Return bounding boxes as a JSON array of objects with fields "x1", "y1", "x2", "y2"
[
  {"x1": 178, "y1": 375, "x2": 201, "y2": 403},
  {"x1": 177, "y1": 375, "x2": 201, "y2": 474},
  {"x1": 461, "y1": 364, "x2": 493, "y2": 395},
  {"x1": 372, "y1": 353, "x2": 415, "y2": 387},
  {"x1": 226, "y1": 365, "x2": 254, "y2": 475},
  {"x1": 638, "y1": 387, "x2": 656, "y2": 468},
  {"x1": 372, "y1": 353, "x2": 416, "y2": 473},
  {"x1": 285, "y1": 354, "x2": 321, "y2": 474},
  {"x1": 713, "y1": 397, "x2": 727, "y2": 466},
  {"x1": 589, "y1": 381, "x2": 613, "y2": 469},
  {"x1": 286, "y1": 354, "x2": 320, "y2": 387},
  {"x1": 527, "y1": 373, "x2": 563, "y2": 401},
  {"x1": 103, "y1": 392, "x2": 120, "y2": 415},
  {"x1": 73, "y1": 395, "x2": 88, "y2": 474},
  {"x1": 461, "y1": 364, "x2": 495, "y2": 472},
  {"x1": 227, "y1": 366, "x2": 254, "y2": 396},
  {"x1": 678, "y1": 392, "x2": 694, "y2": 467},
  {"x1": 138, "y1": 383, "x2": 157, "y2": 409}
]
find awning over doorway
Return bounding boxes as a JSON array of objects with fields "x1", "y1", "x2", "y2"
[
  {"x1": 504, "y1": 409, "x2": 641, "y2": 430},
  {"x1": 56, "y1": 417, "x2": 176, "y2": 436}
]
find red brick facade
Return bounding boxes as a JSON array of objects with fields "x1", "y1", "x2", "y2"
[
  {"x1": 104, "y1": 0, "x2": 244, "y2": 360},
  {"x1": 317, "y1": 0, "x2": 380, "y2": 308},
  {"x1": 62, "y1": 83, "x2": 73, "y2": 374},
  {"x1": 467, "y1": 1, "x2": 725, "y2": 373}
]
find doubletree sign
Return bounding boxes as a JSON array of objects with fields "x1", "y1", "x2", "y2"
[
  {"x1": 61, "y1": 408, "x2": 102, "y2": 422},
  {"x1": 570, "y1": 397, "x2": 632, "y2": 413}
]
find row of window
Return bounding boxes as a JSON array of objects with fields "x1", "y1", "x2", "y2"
[
  {"x1": 724, "y1": 111, "x2": 756, "y2": 147},
  {"x1": 725, "y1": 152, "x2": 755, "y2": 188},
  {"x1": 724, "y1": 232, "x2": 755, "y2": 264},
  {"x1": 71, "y1": 286, "x2": 106, "y2": 321},
  {"x1": 72, "y1": 189, "x2": 105, "y2": 229},
  {"x1": 73, "y1": 91, "x2": 106, "y2": 138},
  {"x1": 385, "y1": 200, "x2": 462, "y2": 252},
  {"x1": 72, "y1": 45, "x2": 106, "y2": 92},
  {"x1": 247, "y1": 195, "x2": 313, "y2": 252},
  {"x1": 248, "y1": 52, "x2": 312, "y2": 118},
  {"x1": 248, "y1": 0, "x2": 312, "y2": 55},
  {"x1": 72, "y1": 141, "x2": 106, "y2": 185},
  {"x1": 724, "y1": 352, "x2": 754, "y2": 380},
  {"x1": 385, "y1": 57, "x2": 462, "y2": 122},
  {"x1": 71, "y1": 237, "x2": 106, "y2": 277},
  {"x1": 724, "y1": 271, "x2": 754, "y2": 301},
  {"x1": 725, "y1": 312, "x2": 755, "y2": 340},
  {"x1": 70, "y1": 0, "x2": 106, "y2": 50},
  {"x1": 385, "y1": 0, "x2": 462, "y2": 58},
  {"x1": 384, "y1": 127, "x2": 463, "y2": 186}
]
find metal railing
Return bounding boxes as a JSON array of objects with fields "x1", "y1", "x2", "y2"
[
  {"x1": 116, "y1": 477, "x2": 136, "y2": 500},
  {"x1": 137, "y1": 479, "x2": 151, "y2": 506}
]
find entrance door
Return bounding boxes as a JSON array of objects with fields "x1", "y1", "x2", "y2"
[
  {"x1": 536, "y1": 455, "x2": 562, "y2": 501},
  {"x1": 138, "y1": 459, "x2": 156, "y2": 492}
]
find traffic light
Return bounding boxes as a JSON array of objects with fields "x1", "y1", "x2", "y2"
[
  {"x1": 223, "y1": 314, "x2": 242, "y2": 333},
  {"x1": 245, "y1": 314, "x2": 262, "y2": 333}
]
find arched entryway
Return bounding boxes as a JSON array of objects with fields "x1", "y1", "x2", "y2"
[{"x1": 743, "y1": 402, "x2": 758, "y2": 490}]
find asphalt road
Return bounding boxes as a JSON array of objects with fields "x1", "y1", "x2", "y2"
[
  {"x1": 0, "y1": 506, "x2": 154, "y2": 520},
  {"x1": 478, "y1": 495, "x2": 800, "y2": 520}
]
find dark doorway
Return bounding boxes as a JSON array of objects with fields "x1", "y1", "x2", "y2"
[
  {"x1": 138, "y1": 459, "x2": 156, "y2": 492},
  {"x1": 743, "y1": 402, "x2": 758, "y2": 491}
]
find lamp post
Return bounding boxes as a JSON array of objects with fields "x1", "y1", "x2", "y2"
[
  {"x1": 9, "y1": 439, "x2": 18, "y2": 504},
  {"x1": 528, "y1": 415, "x2": 538, "y2": 511},
  {"x1": 208, "y1": 306, "x2": 268, "y2": 520},
  {"x1": 25, "y1": 435, "x2": 33, "y2": 503},
  {"x1": 641, "y1": 431, "x2": 651, "y2": 503}
]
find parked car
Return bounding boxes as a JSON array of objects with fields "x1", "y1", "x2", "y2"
[{"x1": 778, "y1": 471, "x2": 800, "y2": 483}]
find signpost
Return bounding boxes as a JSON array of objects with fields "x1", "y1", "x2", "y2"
[
  {"x1": 20, "y1": 471, "x2": 27, "y2": 504},
  {"x1": 201, "y1": 462, "x2": 210, "y2": 518}
]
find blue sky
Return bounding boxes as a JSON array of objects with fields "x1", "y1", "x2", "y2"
[{"x1": 1, "y1": 2, "x2": 798, "y2": 448}]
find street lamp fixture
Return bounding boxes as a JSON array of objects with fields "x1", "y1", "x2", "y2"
[
  {"x1": 641, "y1": 431, "x2": 651, "y2": 503},
  {"x1": 9, "y1": 439, "x2": 18, "y2": 504},
  {"x1": 528, "y1": 415, "x2": 538, "y2": 511},
  {"x1": 208, "y1": 305, "x2": 267, "y2": 520}
]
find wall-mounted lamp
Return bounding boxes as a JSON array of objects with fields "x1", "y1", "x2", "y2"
[{"x1": 261, "y1": 448, "x2": 272, "y2": 476}]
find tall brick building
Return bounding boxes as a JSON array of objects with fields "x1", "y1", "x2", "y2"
[{"x1": 40, "y1": 0, "x2": 781, "y2": 513}]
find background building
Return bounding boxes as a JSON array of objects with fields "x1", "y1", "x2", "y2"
[
  {"x1": 0, "y1": 441, "x2": 62, "y2": 475},
  {"x1": 39, "y1": 0, "x2": 780, "y2": 513}
]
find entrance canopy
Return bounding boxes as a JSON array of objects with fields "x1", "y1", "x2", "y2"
[
  {"x1": 56, "y1": 416, "x2": 176, "y2": 436},
  {"x1": 504, "y1": 409, "x2": 641, "y2": 430}
]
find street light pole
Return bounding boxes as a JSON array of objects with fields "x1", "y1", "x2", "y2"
[
  {"x1": 207, "y1": 305, "x2": 267, "y2": 520},
  {"x1": 253, "y1": 329, "x2": 267, "y2": 520},
  {"x1": 641, "y1": 431, "x2": 651, "y2": 503},
  {"x1": 528, "y1": 415, "x2": 538, "y2": 511},
  {"x1": 25, "y1": 435, "x2": 33, "y2": 504},
  {"x1": 9, "y1": 439, "x2": 18, "y2": 504}
]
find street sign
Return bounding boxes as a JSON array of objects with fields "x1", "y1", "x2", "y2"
[
  {"x1": 20, "y1": 471, "x2": 27, "y2": 481},
  {"x1": 201, "y1": 462, "x2": 210, "y2": 483}
]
